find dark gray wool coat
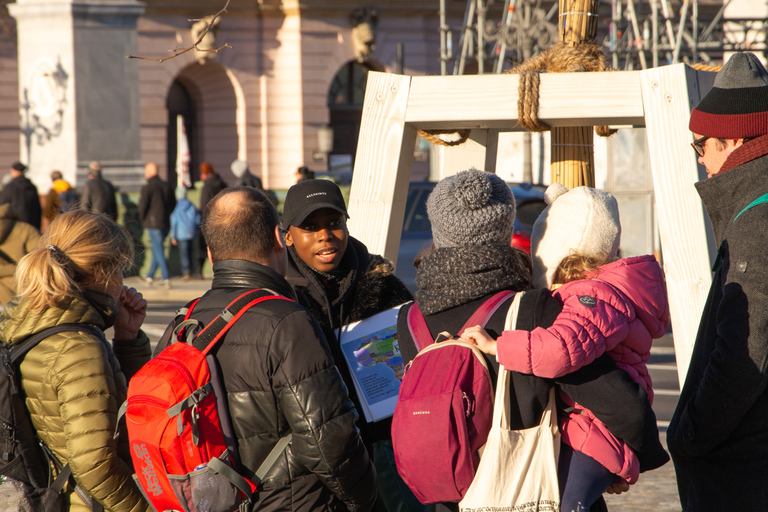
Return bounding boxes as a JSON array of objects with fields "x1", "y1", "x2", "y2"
[{"x1": 668, "y1": 147, "x2": 768, "y2": 511}]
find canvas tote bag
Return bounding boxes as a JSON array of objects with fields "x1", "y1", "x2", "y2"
[{"x1": 459, "y1": 291, "x2": 561, "y2": 512}]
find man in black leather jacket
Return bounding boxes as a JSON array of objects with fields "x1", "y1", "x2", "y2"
[{"x1": 189, "y1": 186, "x2": 377, "y2": 512}]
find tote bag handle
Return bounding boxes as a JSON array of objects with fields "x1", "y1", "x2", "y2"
[{"x1": 494, "y1": 291, "x2": 556, "y2": 433}]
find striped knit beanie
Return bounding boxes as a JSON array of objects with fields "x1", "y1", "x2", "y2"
[{"x1": 689, "y1": 52, "x2": 768, "y2": 138}]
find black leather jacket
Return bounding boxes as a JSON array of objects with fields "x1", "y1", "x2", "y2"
[{"x1": 187, "y1": 259, "x2": 377, "y2": 512}]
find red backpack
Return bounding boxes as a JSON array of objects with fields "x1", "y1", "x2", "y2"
[
  {"x1": 122, "y1": 289, "x2": 293, "y2": 512},
  {"x1": 391, "y1": 291, "x2": 514, "y2": 504}
]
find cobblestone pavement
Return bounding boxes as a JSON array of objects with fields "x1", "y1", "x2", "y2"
[{"x1": 603, "y1": 432, "x2": 680, "y2": 512}]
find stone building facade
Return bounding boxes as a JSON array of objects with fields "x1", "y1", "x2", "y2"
[{"x1": 0, "y1": 0, "x2": 463, "y2": 192}]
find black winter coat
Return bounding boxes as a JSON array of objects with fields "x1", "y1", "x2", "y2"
[
  {"x1": 139, "y1": 176, "x2": 176, "y2": 230},
  {"x1": 200, "y1": 173, "x2": 228, "y2": 213},
  {"x1": 286, "y1": 237, "x2": 413, "y2": 441},
  {"x1": 81, "y1": 176, "x2": 118, "y2": 220},
  {"x1": 668, "y1": 147, "x2": 768, "y2": 511},
  {"x1": 175, "y1": 259, "x2": 377, "y2": 512},
  {"x1": 0, "y1": 175, "x2": 41, "y2": 229}
]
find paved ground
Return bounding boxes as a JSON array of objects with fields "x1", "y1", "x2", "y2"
[{"x1": 127, "y1": 275, "x2": 683, "y2": 512}]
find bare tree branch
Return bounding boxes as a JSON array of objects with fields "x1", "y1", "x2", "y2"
[{"x1": 126, "y1": 0, "x2": 231, "y2": 63}]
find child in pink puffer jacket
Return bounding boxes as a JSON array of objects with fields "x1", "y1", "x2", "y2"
[{"x1": 464, "y1": 183, "x2": 670, "y2": 512}]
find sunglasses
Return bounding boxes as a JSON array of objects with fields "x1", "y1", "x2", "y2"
[{"x1": 691, "y1": 135, "x2": 710, "y2": 157}]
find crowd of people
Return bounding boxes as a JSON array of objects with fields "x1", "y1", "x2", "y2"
[{"x1": 0, "y1": 51, "x2": 765, "y2": 512}]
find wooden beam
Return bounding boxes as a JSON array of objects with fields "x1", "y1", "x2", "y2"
[
  {"x1": 347, "y1": 72, "x2": 415, "y2": 268},
  {"x1": 431, "y1": 129, "x2": 501, "y2": 180},
  {"x1": 640, "y1": 63, "x2": 715, "y2": 386},
  {"x1": 403, "y1": 71, "x2": 647, "y2": 130}
]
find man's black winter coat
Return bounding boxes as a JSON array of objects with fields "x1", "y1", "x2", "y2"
[{"x1": 168, "y1": 259, "x2": 377, "y2": 512}]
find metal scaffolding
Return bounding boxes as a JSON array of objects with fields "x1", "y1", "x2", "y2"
[{"x1": 439, "y1": 0, "x2": 768, "y2": 73}]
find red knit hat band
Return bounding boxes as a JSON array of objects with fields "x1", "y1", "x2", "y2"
[{"x1": 689, "y1": 108, "x2": 768, "y2": 139}]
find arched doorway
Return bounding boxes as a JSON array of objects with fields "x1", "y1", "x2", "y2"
[
  {"x1": 166, "y1": 80, "x2": 198, "y2": 186},
  {"x1": 165, "y1": 61, "x2": 240, "y2": 185},
  {"x1": 327, "y1": 60, "x2": 384, "y2": 174}
]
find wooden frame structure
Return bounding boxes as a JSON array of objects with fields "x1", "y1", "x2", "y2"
[{"x1": 347, "y1": 64, "x2": 716, "y2": 385}]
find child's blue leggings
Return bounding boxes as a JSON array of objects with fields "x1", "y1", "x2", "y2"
[{"x1": 558, "y1": 444, "x2": 616, "y2": 512}]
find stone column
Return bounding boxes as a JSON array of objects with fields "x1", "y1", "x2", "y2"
[{"x1": 9, "y1": 0, "x2": 145, "y2": 192}]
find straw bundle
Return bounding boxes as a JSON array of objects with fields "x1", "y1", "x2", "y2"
[{"x1": 551, "y1": 0, "x2": 601, "y2": 188}]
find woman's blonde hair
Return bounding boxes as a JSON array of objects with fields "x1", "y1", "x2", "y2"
[
  {"x1": 15, "y1": 210, "x2": 134, "y2": 311},
  {"x1": 551, "y1": 251, "x2": 613, "y2": 286}
]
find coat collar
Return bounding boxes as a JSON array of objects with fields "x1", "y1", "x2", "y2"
[
  {"x1": 211, "y1": 259, "x2": 297, "y2": 300},
  {"x1": 696, "y1": 152, "x2": 768, "y2": 244}
]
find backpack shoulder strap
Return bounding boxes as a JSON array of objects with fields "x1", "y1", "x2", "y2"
[
  {"x1": 458, "y1": 290, "x2": 516, "y2": 335},
  {"x1": 407, "y1": 290, "x2": 516, "y2": 352},
  {"x1": 192, "y1": 288, "x2": 292, "y2": 354},
  {"x1": 10, "y1": 323, "x2": 99, "y2": 365},
  {"x1": 406, "y1": 302, "x2": 433, "y2": 352},
  {"x1": 154, "y1": 297, "x2": 201, "y2": 356}
]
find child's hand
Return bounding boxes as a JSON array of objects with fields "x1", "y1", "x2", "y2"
[
  {"x1": 461, "y1": 326, "x2": 497, "y2": 356},
  {"x1": 605, "y1": 477, "x2": 630, "y2": 495}
]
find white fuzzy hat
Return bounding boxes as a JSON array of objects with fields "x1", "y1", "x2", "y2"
[{"x1": 531, "y1": 183, "x2": 621, "y2": 289}]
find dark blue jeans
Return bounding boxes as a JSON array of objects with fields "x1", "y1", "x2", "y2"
[
  {"x1": 147, "y1": 228, "x2": 170, "y2": 280},
  {"x1": 558, "y1": 444, "x2": 615, "y2": 512},
  {"x1": 177, "y1": 238, "x2": 193, "y2": 275}
]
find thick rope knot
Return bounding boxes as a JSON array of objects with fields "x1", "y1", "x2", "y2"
[
  {"x1": 518, "y1": 71, "x2": 549, "y2": 132},
  {"x1": 508, "y1": 41, "x2": 616, "y2": 137}
]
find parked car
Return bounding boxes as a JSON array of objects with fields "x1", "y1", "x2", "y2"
[{"x1": 396, "y1": 181, "x2": 547, "y2": 291}]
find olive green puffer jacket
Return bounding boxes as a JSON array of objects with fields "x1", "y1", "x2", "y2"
[{"x1": 0, "y1": 294, "x2": 151, "y2": 512}]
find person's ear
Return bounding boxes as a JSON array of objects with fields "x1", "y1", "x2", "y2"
[
  {"x1": 284, "y1": 227, "x2": 294, "y2": 246},
  {"x1": 274, "y1": 225, "x2": 286, "y2": 252}
]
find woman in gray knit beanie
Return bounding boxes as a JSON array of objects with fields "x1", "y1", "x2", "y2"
[
  {"x1": 396, "y1": 170, "x2": 668, "y2": 512},
  {"x1": 413, "y1": 168, "x2": 529, "y2": 312}
]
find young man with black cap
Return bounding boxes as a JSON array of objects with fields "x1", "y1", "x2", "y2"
[
  {"x1": 0, "y1": 161, "x2": 41, "y2": 229},
  {"x1": 282, "y1": 179, "x2": 413, "y2": 512},
  {"x1": 667, "y1": 52, "x2": 768, "y2": 511}
]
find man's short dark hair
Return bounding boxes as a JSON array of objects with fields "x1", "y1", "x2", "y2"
[{"x1": 202, "y1": 187, "x2": 279, "y2": 262}]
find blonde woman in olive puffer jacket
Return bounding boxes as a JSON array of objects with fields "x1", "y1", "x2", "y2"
[{"x1": 0, "y1": 210, "x2": 151, "y2": 512}]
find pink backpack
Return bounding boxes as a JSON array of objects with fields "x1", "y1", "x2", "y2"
[{"x1": 392, "y1": 291, "x2": 514, "y2": 504}]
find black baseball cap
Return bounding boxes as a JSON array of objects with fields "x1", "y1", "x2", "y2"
[
  {"x1": 282, "y1": 179, "x2": 349, "y2": 228},
  {"x1": 11, "y1": 161, "x2": 26, "y2": 172}
]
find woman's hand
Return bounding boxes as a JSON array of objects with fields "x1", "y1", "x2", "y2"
[
  {"x1": 113, "y1": 286, "x2": 147, "y2": 340},
  {"x1": 461, "y1": 326, "x2": 498, "y2": 356}
]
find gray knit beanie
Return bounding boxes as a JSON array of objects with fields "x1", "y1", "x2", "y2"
[
  {"x1": 531, "y1": 183, "x2": 621, "y2": 289},
  {"x1": 427, "y1": 169, "x2": 515, "y2": 249}
]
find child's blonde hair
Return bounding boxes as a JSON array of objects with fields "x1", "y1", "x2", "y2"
[
  {"x1": 551, "y1": 251, "x2": 614, "y2": 286},
  {"x1": 15, "y1": 210, "x2": 134, "y2": 311}
]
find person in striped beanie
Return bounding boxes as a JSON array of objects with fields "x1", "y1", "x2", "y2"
[{"x1": 668, "y1": 52, "x2": 768, "y2": 512}]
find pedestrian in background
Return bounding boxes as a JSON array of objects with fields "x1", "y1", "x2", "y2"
[
  {"x1": 139, "y1": 162, "x2": 175, "y2": 288},
  {"x1": 231, "y1": 158, "x2": 263, "y2": 189},
  {"x1": 0, "y1": 161, "x2": 41, "y2": 230},
  {"x1": 0, "y1": 203, "x2": 39, "y2": 308},
  {"x1": 81, "y1": 161, "x2": 118, "y2": 221},
  {"x1": 43, "y1": 170, "x2": 79, "y2": 226},
  {"x1": 170, "y1": 188, "x2": 200, "y2": 281},
  {"x1": 667, "y1": 52, "x2": 768, "y2": 511},
  {"x1": 295, "y1": 166, "x2": 315, "y2": 183},
  {"x1": 198, "y1": 162, "x2": 227, "y2": 277}
]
